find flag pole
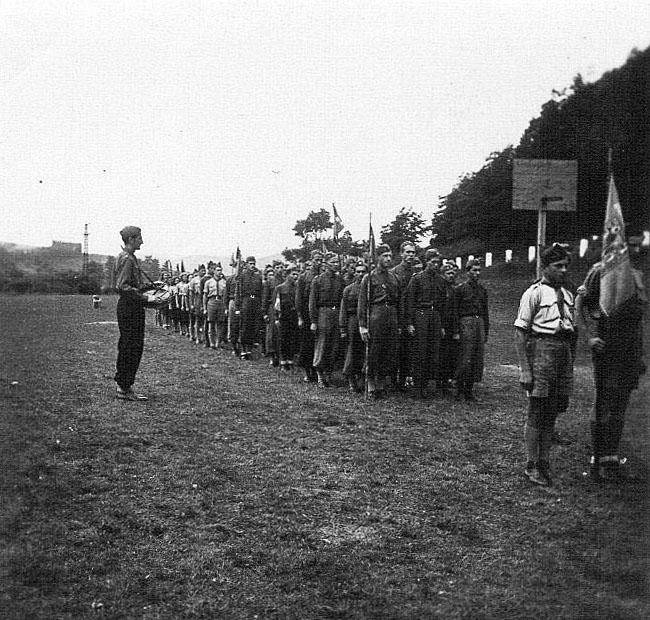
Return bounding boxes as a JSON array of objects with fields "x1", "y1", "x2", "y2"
[{"x1": 365, "y1": 212, "x2": 372, "y2": 399}]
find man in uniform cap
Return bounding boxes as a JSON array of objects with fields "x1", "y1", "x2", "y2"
[
  {"x1": 339, "y1": 261, "x2": 368, "y2": 391},
  {"x1": 295, "y1": 249, "x2": 323, "y2": 381},
  {"x1": 358, "y1": 244, "x2": 401, "y2": 398},
  {"x1": 391, "y1": 241, "x2": 417, "y2": 390},
  {"x1": 309, "y1": 252, "x2": 345, "y2": 386},
  {"x1": 515, "y1": 244, "x2": 575, "y2": 486},
  {"x1": 237, "y1": 256, "x2": 263, "y2": 359},
  {"x1": 453, "y1": 258, "x2": 489, "y2": 401},
  {"x1": 114, "y1": 226, "x2": 156, "y2": 401},
  {"x1": 405, "y1": 248, "x2": 450, "y2": 398}
]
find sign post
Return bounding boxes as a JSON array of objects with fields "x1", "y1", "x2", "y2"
[{"x1": 513, "y1": 159, "x2": 577, "y2": 279}]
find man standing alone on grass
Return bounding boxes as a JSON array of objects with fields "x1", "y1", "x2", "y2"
[
  {"x1": 514, "y1": 244, "x2": 575, "y2": 486},
  {"x1": 114, "y1": 226, "x2": 156, "y2": 401}
]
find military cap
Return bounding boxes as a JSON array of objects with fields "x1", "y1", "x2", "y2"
[
  {"x1": 310, "y1": 249, "x2": 323, "y2": 259},
  {"x1": 376, "y1": 244, "x2": 391, "y2": 255},
  {"x1": 119, "y1": 225, "x2": 141, "y2": 243},
  {"x1": 465, "y1": 258, "x2": 481, "y2": 270},
  {"x1": 246, "y1": 256, "x2": 256, "y2": 263},
  {"x1": 541, "y1": 243, "x2": 570, "y2": 267}
]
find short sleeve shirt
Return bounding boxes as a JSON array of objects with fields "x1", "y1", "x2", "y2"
[{"x1": 514, "y1": 281, "x2": 575, "y2": 334}]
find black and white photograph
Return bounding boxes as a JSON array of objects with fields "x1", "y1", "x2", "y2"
[{"x1": 1, "y1": 1, "x2": 648, "y2": 617}]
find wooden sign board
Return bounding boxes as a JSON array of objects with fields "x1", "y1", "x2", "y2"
[{"x1": 512, "y1": 159, "x2": 577, "y2": 212}]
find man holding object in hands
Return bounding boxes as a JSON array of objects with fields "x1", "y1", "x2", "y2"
[{"x1": 114, "y1": 225, "x2": 155, "y2": 401}]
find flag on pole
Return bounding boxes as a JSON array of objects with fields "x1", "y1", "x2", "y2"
[
  {"x1": 368, "y1": 216, "x2": 376, "y2": 267},
  {"x1": 332, "y1": 203, "x2": 344, "y2": 240},
  {"x1": 181, "y1": 260, "x2": 185, "y2": 273},
  {"x1": 599, "y1": 175, "x2": 636, "y2": 317}
]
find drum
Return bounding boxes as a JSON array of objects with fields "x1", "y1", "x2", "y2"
[{"x1": 143, "y1": 286, "x2": 172, "y2": 308}]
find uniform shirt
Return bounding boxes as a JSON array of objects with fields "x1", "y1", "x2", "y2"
[
  {"x1": 115, "y1": 250, "x2": 146, "y2": 302},
  {"x1": 339, "y1": 280, "x2": 361, "y2": 329},
  {"x1": 189, "y1": 275, "x2": 203, "y2": 307},
  {"x1": 240, "y1": 268, "x2": 263, "y2": 298},
  {"x1": 455, "y1": 279, "x2": 490, "y2": 336},
  {"x1": 405, "y1": 270, "x2": 449, "y2": 325},
  {"x1": 203, "y1": 275, "x2": 228, "y2": 300},
  {"x1": 514, "y1": 280, "x2": 574, "y2": 335},
  {"x1": 295, "y1": 268, "x2": 319, "y2": 323},
  {"x1": 309, "y1": 270, "x2": 345, "y2": 320},
  {"x1": 176, "y1": 282, "x2": 190, "y2": 310},
  {"x1": 274, "y1": 280, "x2": 297, "y2": 320},
  {"x1": 357, "y1": 268, "x2": 401, "y2": 329}
]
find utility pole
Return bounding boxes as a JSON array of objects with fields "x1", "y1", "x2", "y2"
[{"x1": 83, "y1": 223, "x2": 89, "y2": 276}]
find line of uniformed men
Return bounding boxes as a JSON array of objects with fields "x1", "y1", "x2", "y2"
[{"x1": 154, "y1": 243, "x2": 489, "y2": 401}]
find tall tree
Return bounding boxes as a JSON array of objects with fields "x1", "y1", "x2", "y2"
[{"x1": 380, "y1": 208, "x2": 431, "y2": 254}]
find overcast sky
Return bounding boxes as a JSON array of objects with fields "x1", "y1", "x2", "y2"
[{"x1": 1, "y1": 0, "x2": 648, "y2": 262}]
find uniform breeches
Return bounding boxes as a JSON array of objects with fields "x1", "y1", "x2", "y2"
[
  {"x1": 278, "y1": 314, "x2": 299, "y2": 362},
  {"x1": 367, "y1": 305, "x2": 398, "y2": 378},
  {"x1": 591, "y1": 342, "x2": 639, "y2": 459},
  {"x1": 411, "y1": 309, "x2": 441, "y2": 386},
  {"x1": 115, "y1": 296, "x2": 145, "y2": 390},
  {"x1": 454, "y1": 317, "x2": 485, "y2": 384},
  {"x1": 298, "y1": 324, "x2": 315, "y2": 370},
  {"x1": 240, "y1": 297, "x2": 261, "y2": 346},
  {"x1": 342, "y1": 314, "x2": 364, "y2": 378},
  {"x1": 312, "y1": 307, "x2": 339, "y2": 373},
  {"x1": 439, "y1": 334, "x2": 459, "y2": 382}
]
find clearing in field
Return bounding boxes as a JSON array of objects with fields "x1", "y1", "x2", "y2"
[{"x1": 1, "y1": 280, "x2": 648, "y2": 618}]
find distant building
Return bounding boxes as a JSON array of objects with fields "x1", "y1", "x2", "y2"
[{"x1": 50, "y1": 241, "x2": 82, "y2": 254}]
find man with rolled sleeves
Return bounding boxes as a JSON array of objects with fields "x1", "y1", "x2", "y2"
[
  {"x1": 295, "y1": 250, "x2": 323, "y2": 382},
  {"x1": 114, "y1": 225, "x2": 157, "y2": 401},
  {"x1": 577, "y1": 235, "x2": 647, "y2": 481},
  {"x1": 406, "y1": 249, "x2": 449, "y2": 398},
  {"x1": 309, "y1": 252, "x2": 345, "y2": 387},
  {"x1": 358, "y1": 244, "x2": 401, "y2": 398},
  {"x1": 391, "y1": 241, "x2": 417, "y2": 390},
  {"x1": 515, "y1": 244, "x2": 576, "y2": 486}
]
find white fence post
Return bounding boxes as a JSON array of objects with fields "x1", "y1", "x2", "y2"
[
  {"x1": 505, "y1": 249, "x2": 513, "y2": 263},
  {"x1": 579, "y1": 238, "x2": 588, "y2": 258},
  {"x1": 528, "y1": 246, "x2": 535, "y2": 263},
  {"x1": 485, "y1": 252, "x2": 492, "y2": 267},
  {"x1": 455, "y1": 256, "x2": 462, "y2": 269}
]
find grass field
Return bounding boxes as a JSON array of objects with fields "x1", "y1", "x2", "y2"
[{"x1": 1, "y1": 270, "x2": 648, "y2": 618}]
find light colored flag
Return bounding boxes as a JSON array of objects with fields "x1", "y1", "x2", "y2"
[
  {"x1": 599, "y1": 175, "x2": 636, "y2": 316},
  {"x1": 332, "y1": 203, "x2": 344, "y2": 240}
]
